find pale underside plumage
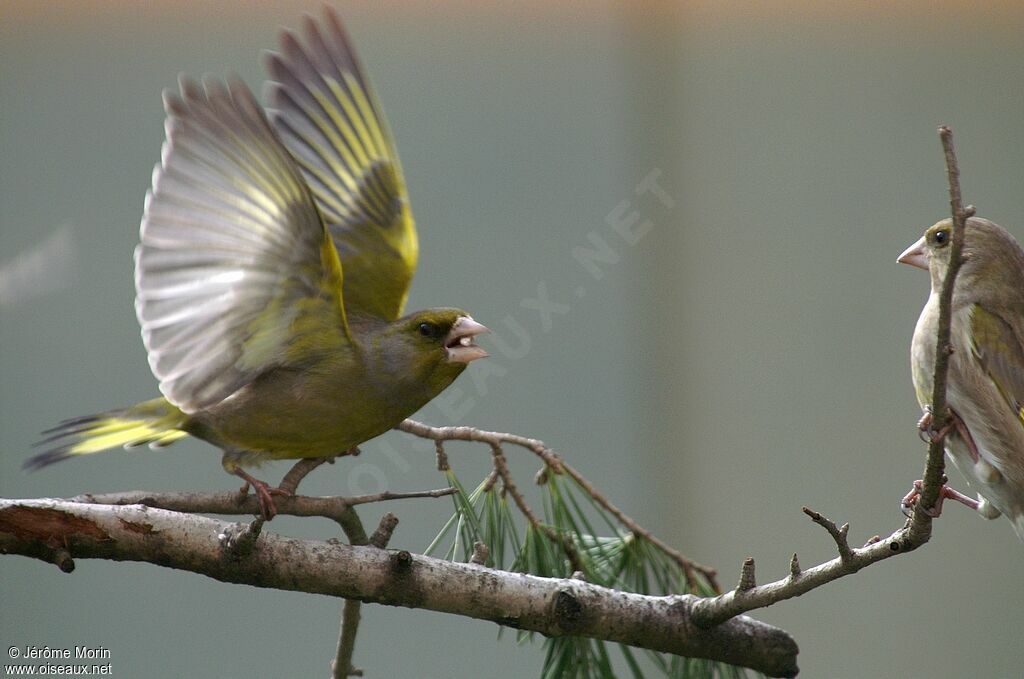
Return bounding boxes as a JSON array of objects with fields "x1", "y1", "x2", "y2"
[
  {"x1": 264, "y1": 6, "x2": 418, "y2": 322},
  {"x1": 912, "y1": 295, "x2": 1024, "y2": 539},
  {"x1": 135, "y1": 75, "x2": 349, "y2": 414}
]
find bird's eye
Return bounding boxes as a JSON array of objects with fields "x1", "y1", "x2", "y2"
[
  {"x1": 418, "y1": 322, "x2": 440, "y2": 338},
  {"x1": 933, "y1": 229, "x2": 950, "y2": 246}
]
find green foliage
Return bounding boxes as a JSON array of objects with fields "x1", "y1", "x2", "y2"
[{"x1": 426, "y1": 467, "x2": 760, "y2": 678}]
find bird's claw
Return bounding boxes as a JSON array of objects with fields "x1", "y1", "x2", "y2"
[
  {"x1": 251, "y1": 481, "x2": 292, "y2": 520},
  {"x1": 901, "y1": 480, "x2": 929, "y2": 517},
  {"x1": 233, "y1": 470, "x2": 292, "y2": 520},
  {"x1": 901, "y1": 479, "x2": 980, "y2": 518},
  {"x1": 916, "y1": 408, "x2": 982, "y2": 463},
  {"x1": 917, "y1": 410, "x2": 953, "y2": 445}
]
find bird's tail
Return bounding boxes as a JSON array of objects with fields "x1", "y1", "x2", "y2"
[
  {"x1": 26, "y1": 397, "x2": 188, "y2": 470},
  {"x1": 1011, "y1": 514, "x2": 1024, "y2": 544}
]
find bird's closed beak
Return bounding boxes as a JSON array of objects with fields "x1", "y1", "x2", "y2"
[
  {"x1": 897, "y1": 236, "x2": 929, "y2": 270},
  {"x1": 445, "y1": 316, "x2": 490, "y2": 364}
]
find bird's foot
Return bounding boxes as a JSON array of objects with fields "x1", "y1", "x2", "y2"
[
  {"x1": 917, "y1": 408, "x2": 980, "y2": 463},
  {"x1": 902, "y1": 479, "x2": 980, "y2": 517},
  {"x1": 917, "y1": 409, "x2": 952, "y2": 444},
  {"x1": 233, "y1": 469, "x2": 293, "y2": 520}
]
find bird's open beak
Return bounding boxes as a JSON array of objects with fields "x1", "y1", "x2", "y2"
[
  {"x1": 897, "y1": 236, "x2": 929, "y2": 270},
  {"x1": 445, "y1": 316, "x2": 490, "y2": 364}
]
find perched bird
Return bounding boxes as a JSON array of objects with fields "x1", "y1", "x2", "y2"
[
  {"x1": 899, "y1": 217, "x2": 1024, "y2": 540},
  {"x1": 26, "y1": 7, "x2": 489, "y2": 518}
]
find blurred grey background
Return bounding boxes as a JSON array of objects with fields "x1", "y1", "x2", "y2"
[{"x1": 3, "y1": 1, "x2": 1023, "y2": 677}]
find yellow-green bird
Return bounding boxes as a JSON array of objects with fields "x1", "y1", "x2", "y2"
[
  {"x1": 27, "y1": 7, "x2": 490, "y2": 519},
  {"x1": 899, "y1": 217, "x2": 1024, "y2": 540}
]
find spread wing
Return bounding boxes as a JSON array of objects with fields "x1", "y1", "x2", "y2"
[
  {"x1": 969, "y1": 304, "x2": 1024, "y2": 426},
  {"x1": 135, "y1": 75, "x2": 351, "y2": 414},
  {"x1": 264, "y1": 6, "x2": 417, "y2": 322}
]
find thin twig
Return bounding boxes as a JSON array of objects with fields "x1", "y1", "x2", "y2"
[
  {"x1": 470, "y1": 541, "x2": 490, "y2": 565},
  {"x1": 911, "y1": 126, "x2": 974, "y2": 530},
  {"x1": 434, "y1": 440, "x2": 449, "y2": 471},
  {"x1": 690, "y1": 125, "x2": 973, "y2": 627},
  {"x1": 488, "y1": 443, "x2": 585, "y2": 573},
  {"x1": 219, "y1": 517, "x2": 265, "y2": 559},
  {"x1": 277, "y1": 448, "x2": 362, "y2": 494},
  {"x1": 691, "y1": 508, "x2": 912, "y2": 627},
  {"x1": 369, "y1": 513, "x2": 400, "y2": 549},
  {"x1": 736, "y1": 558, "x2": 757, "y2": 592},
  {"x1": 559, "y1": 459, "x2": 719, "y2": 592},
  {"x1": 347, "y1": 487, "x2": 459, "y2": 506},
  {"x1": 278, "y1": 457, "x2": 331, "y2": 495},
  {"x1": 69, "y1": 487, "x2": 455, "y2": 525},
  {"x1": 397, "y1": 419, "x2": 718, "y2": 591},
  {"x1": 398, "y1": 420, "x2": 563, "y2": 468},
  {"x1": 332, "y1": 600, "x2": 364, "y2": 678},
  {"x1": 802, "y1": 507, "x2": 853, "y2": 563}
]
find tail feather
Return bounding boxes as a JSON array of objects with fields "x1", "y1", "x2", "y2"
[
  {"x1": 41, "y1": 414, "x2": 105, "y2": 435},
  {"x1": 1010, "y1": 512, "x2": 1024, "y2": 544},
  {"x1": 26, "y1": 398, "x2": 188, "y2": 470}
]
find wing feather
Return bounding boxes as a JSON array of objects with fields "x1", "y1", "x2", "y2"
[
  {"x1": 264, "y1": 7, "x2": 417, "y2": 321},
  {"x1": 136, "y1": 74, "x2": 350, "y2": 414},
  {"x1": 970, "y1": 304, "x2": 1024, "y2": 424}
]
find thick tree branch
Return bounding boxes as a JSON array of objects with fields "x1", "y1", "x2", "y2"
[
  {"x1": 0, "y1": 499, "x2": 798, "y2": 677},
  {"x1": 70, "y1": 485, "x2": 450, "y2": 678},
  {"x1": 691, "y1": 125, "x2": 972, "y2": 627}
]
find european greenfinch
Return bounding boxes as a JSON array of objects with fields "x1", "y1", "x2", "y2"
[
  {"x1": 899, "y1": 217, "x2": 1024, "y2": 540},
  {"x1": 27, "y1": 7, "x2": 489, "y2": 519}
]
